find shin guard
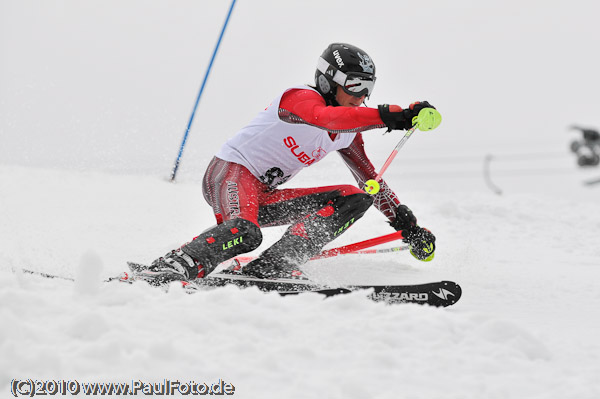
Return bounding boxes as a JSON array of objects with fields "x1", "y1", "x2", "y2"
[{"x1": 181, "y1": 218, "x2": 262, "y2": 275}]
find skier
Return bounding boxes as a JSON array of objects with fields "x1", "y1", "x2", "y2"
[{"x1": 136, "y1": 43, "x2": 439, "y2": 284}]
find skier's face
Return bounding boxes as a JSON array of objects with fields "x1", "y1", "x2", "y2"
[{"x1": 335, "y1": 86, "x2": 366, "y2": 107}]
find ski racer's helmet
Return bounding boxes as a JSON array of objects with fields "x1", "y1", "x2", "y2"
[{"x1": 314, "y1": 43, "x2": 376, "y2": 105}]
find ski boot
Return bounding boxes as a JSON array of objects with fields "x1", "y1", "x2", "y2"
[
  {"x1": 131, "y1": 249, "x2": 200, "y2": 286},
  {"x1": 132, "y1": 218, "x2": 263, "y2": 286}
]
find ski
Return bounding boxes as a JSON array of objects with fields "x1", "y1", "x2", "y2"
[
  {"x1": 196, "y1": 272, "x2": 461, "y2": 307},
  {"x1": 125, "y1": 263, "x2": 461, "y2": 307},
  {"x1": 19, "y1": 266, "x2": 461, "y2": 307}
]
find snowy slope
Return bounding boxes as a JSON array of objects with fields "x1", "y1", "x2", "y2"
[
  {"x1": 2, "y1": 0, "x2": 600, "y2": 398},
  {"x1": 1, "y1": 165, "x2": 599, "y2": 398}
]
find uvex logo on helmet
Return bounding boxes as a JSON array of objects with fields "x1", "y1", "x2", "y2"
[{"x1": 333, "y1": 50, "x2": 344, "y2": 68}]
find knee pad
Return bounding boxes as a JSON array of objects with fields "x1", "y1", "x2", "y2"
[
  {"x1": 332, "y1": 193, "x2": 373, "y2": 219},
  {"x1": 289, "y1": 193, "x2": 373, "y2": 244},
  {"x1": 182, "y1": 218, "x2": 262, "y2": 273},
  {"x1": 328, "y1": 193, "x2": 373, "y2": 237}
]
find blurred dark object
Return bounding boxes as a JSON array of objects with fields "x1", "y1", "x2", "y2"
[{"x1": 570, "y1": 126, "x2": 600, "y2": 167}]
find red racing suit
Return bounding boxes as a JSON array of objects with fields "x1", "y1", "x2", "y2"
[{"x1": 202, "y1": 86, "x2": 402, "y2": 229}]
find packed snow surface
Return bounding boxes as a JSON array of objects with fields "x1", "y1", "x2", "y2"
[
  {"x1": 2, "y1": 165, "x2": 599, "y2": 398},
  {"x1": 2, "y1": 0, "x2": 600, "y2": 398}
]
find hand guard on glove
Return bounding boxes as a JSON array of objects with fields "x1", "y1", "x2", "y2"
[
  {"x1": 389, "y1": 204, "x2": 436, "y2": 261},
  {"x1": 378, "y1": 101, "x2": 436, "y2": 131}
]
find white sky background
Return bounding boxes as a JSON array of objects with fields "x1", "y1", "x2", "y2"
[{"x1": 1, "y1": 0, "x2": 600, "y2": 185}]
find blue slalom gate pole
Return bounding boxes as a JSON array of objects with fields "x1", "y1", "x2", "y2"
[{"x1": 170, "y1": 0, "x2": 237, "y2": 181}]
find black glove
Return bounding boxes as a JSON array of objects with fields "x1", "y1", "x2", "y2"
[
  {"x1": 403, "y1": 227, "x2": 436, "y2": 261},
  {"x1": 389, "y1": 204, "x2": 417, "y2": 231},
  {"x1": 378, "y1": 101, "x2": 436, "y2": 131},
  {"x1": 389, "y1": 204, "x2": 436, "y2": 261}
]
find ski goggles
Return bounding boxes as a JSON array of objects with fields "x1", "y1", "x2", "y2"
[{"x1": 317, "y1": 57, "x2": 376, "y2": 98}]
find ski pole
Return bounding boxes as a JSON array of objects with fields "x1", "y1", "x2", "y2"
[
  {"x1": 363, "y1": 124, "x2": 417, "y2": 194},
  {"x1": 364, "y1": 107, "x2": 442, "y2": 194},
  {"x1": 229, "y1": 231, "x2": 409, "y2": 265},
  {"x1": 230, "y1": 245, "x2": 409, "y2": 265},
  {"x1": 313, "y1": 230, "x2": 405, "y2": 259},
  {"x1": 348, "y1": 245, "x2": 409, "y2": 255},
  {"x1": 311, "y1": 245, "x2": 409, "y2": 260},
  {"x1": 376, "y1": 125, "x2": 417, "y2": 180}
]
